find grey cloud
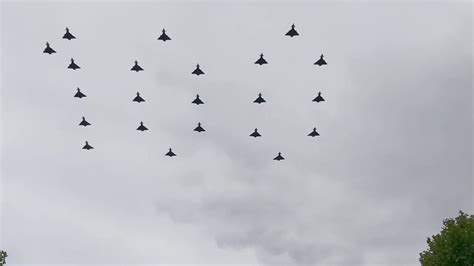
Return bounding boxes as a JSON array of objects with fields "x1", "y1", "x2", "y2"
[{"x1": 2, "y1": 1, "x2": 472, "y2": 265}]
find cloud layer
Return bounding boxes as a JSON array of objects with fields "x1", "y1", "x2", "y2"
[{"x1": 1, "y1": 1, "x2": 472, "y2": 265}]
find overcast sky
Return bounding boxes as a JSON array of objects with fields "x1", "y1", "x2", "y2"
[{"x1": 1, "y1": 1, "x2": 472, "y2": 265}]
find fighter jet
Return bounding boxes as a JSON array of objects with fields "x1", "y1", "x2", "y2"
[
  {"x1": 63, "y1": 27, "x2": 76, "y2": 40},
  {"x1": 192, "y1": 64, "x2": 205, "y2": 75},
  {"x1": 250, "y1": 128, "x2": 261, "y2": 138},
  {"x1": 194, "y1": 122, "x2": 205, "y2": 132},
  {"x1": 314, "y1": 54, "x2": 327, "y2": 66},
  {"x1": 192, "y1": 94, "x2": 204, "y2": 105},
  {"x1": 131, "y1": 60, "x2": 143, "y2": 72},
  {"x1": 158, "y1": 28, "x2": 171, "y2": 41},
  {"x1": 254, "y1": 53, "x2": 268, "y2": 65},
  {"x1": 133, "y1": 92, "x2": 145, "y2": 103},
  {"x1": 312, "y1": 91, "x2": 325, "y2": 102},
  {"x1": 285, "y1": 24, "x2": 299, "y2": 37},
  {"x1": 43, "y1": 42, "x2": 56, "y2": 54},
  {"x1": 308, "y1": 127, "x2": 320, "y2": 137},
  {"x1": 68, "y1": 58, "x2": 80, "y2": 70},
  {"x1": 74, "y1": 88, "x2": 86, "y2": 98},
  {"x1": 79, "y1": 116, "x2": 91, "y2": 127},
  {"x1": 82, "y1": 141, "x2": 94, "y2": 150},
  {"x1": 254, "y1": 93, "x2": 266, "y2": 104},
  {"x1": 165, "y1": 148, "x2": 176, "y2": 157},
  {"x1": 136, "y1": 121, "x2": 148, "y2": 131},
  {"x1": 273, "y1": 152, "x2": 285, "y2": 161}
]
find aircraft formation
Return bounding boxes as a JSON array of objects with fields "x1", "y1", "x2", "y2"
[{"x1": 43, "y1": 24, "x2": 327, "y2": 161}]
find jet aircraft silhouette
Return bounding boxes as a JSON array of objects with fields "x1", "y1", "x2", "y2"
[
  {"x1": 285, "y1": 24, "x2": 299, "y2": 37},
  {"x1": 79, "y1": 116, "x2": 91, "y2": 127},
  {"x1": 192, "y1": 94, "x2": 204, "y2": 105},
  {"x1": 192, "y1": 64, "x2": 205, "y2": 75},
  {"x1": 308, "y1": 127, "x2": 320, "y2": 137},
  {"x1": 273, "y1": 152, "x2": 285, "y2": 161},
  {"x1": 313, "y1": 91, "x2": 325, "y2": 102},
  {"x1": 158, "y1": 29, "x2": 171, "y2": 41},
  {"x1": 255, "y1": 53, "x2": 268, "y2": 65},
  {"x1": 63, "y1": 27, "x2": 76, "y2": 40},
  {"x1": 165, "y1": 148, "x2": 176, "y2": 157},
  {"x1": 74, "y1": 88, "x2": 86, "y2": 98},
  {"x1": 137, "y1": 121, "x2": 148, "y2": 131},
  {"x1": 82, "y1": 141, "x2": 93, "y2": 150},
  {"x1": 194, "y1": 122, "x2": 205, "y2": 132},
  {"x1": 43, "y1": 42, "x2": 56, "y2": 54},
  {"x1": 254, "y1": 93, "x2": 266, "y2": 104},
  {"x1": 68, "y1": 58, "x2": 80, "y2": 70},
  {"x1": 133, "y1": 92, "x2": 145, "y2": 103},
  {"x1": 250, "y1": 128, "x2": 261, "y2": 137},
  {"x1": 131, "y1": 60, "x2": 143, "y2": 72},
  {"x1": 314, "y1": 54, "x2": 327, "y2": 66}
]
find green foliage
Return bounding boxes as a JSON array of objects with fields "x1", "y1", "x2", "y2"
[
  {"x1": 0, "y1": 250, "x2": 6, "y2": 266},
  {"x1": 419, "y1": 210, "x2": 474, "y2": 266}
]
